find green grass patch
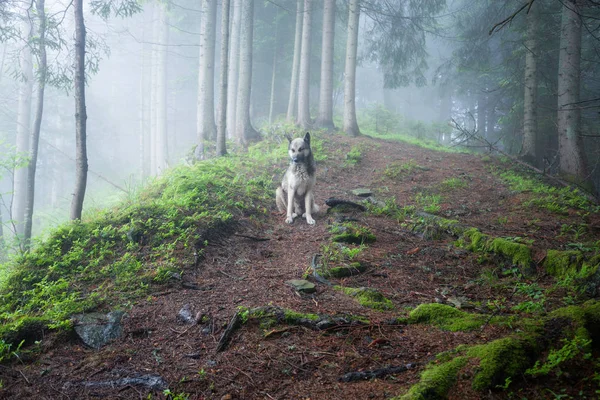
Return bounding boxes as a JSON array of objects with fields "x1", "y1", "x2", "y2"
[{"x1": 336, "y1": 286, "x2": 394, "y2": 311}]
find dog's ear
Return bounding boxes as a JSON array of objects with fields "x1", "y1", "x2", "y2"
[{"x1": 303, "y1": 132, "x2": 311, "y2": 145}]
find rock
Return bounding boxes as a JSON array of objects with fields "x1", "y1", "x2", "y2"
[
  {"x1": 286, "y1": 279, "x2": 316, "y2": 294},
  {"x1": 64, "y1": 373, "x2": 167, "y2": 391},
  {"x1": 351, "y1": 188, "x2": 372, "y2": 197},
  {"x1": 177, "y1": 304, "x2": 197, "y2": 324},
  {"x1": 73, "y1": 311, "x2": 125, "y2": 350}
]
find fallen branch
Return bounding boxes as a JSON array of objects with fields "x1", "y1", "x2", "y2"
[
  {"x1": 325, "y1": 197, "x2": 367, "y2": 211},
  {"x1": 215, "y1": 311, "x2": 243, "y2": 353},
  {"x1": 339, "y1": 364, "x2": 416, "y2": 382}
]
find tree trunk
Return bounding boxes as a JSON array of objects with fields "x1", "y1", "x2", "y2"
[
  {"x1": 520, "y1": 4, "x2": 539, "y2": 167},
  {"x1": 296, "y1": 0, "x2": 313, "y2": 129},
  {"x1": 315, "y1": 0, "x2": 336, "y2": 131},
  {"x1": 268, "y1": 14, "x2": 279, "y2": 125},
  {"x1": 226, "y1": 0, "x2": 241, "y2": 139},
  {"x1": 22, "y1": 0, "x2": 47, "y2": 246},
  {"x1": 150, "y1": 2, "x2": 159, "y2": 175},
  {"x1": 343, "y1": 0, "x2": 361, "y2": 137},
  {"x1": 216, "y1": 0, "x2": 230, "y2": 156},
  {"x1": 477, "y1": 94, "x2": 486, "y2": 139},
  {"x1": 234, "y1": 0, "x2": 258, "y2": 145},
  {"x1": 286, "y1": 0, "x2": 303, "y2": 122},
  {"x1": 12, "y1": 21, "x2": 33, "y2": 237},
  {"x1": 155, "y1": 3, "x2": 169, "y2": 173},
  {"x1": 71, "y1": 0, "x2": 88, "y2": 220},
  {"x1": 196, "y1": 0, "x2": 218, "y2": 159},
  {"x1": 557, "y1": 0, "x2": 589, "y2": 187}
]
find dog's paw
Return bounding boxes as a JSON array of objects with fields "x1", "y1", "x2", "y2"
[
  {"x1": 306, "y1": 216, "x2": 315, "y2": 225},
  {"x1": 286, "y1": 216, "x2": 294, "y2": 224}
]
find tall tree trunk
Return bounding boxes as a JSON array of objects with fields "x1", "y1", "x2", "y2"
[
  {"x1": 71, "y1": 0, "x2": 88, "y2": 220},
  {"x1": 343, "y1": 0, "x2": 360, "y2": 137},
  {"x1": 216, "y1": 0, "x2": 230, "y2": 156},
  {"x1": 268, "y1": 14, "x2": 279, "y2": 125},
  {"x1": 156, "y1": 3, "x2": 169, "y2": 173},
  {"x1": 477, "y1": 94, "x2": 486, "y2": 139},
  {"x1": 315, "y1": 0, "x2": 335, "y2": 131},
  {"x1": 12, "y1": 21, "x2": 33, "y2": 237},
  {"x1": 520, "y1": 4, "x2": 539, "y2": 166},
  {"x1": 226, "y1": 0, "x2": 241, "y2": 139},
  {"x1": 557, "y1": 0, "x2": 589, "y2": 186},
  {"x1": 22, "y1": 0, "x2": 47, "y2": 247},
  {"x1": 286, "y1": 0, "x2": 303, "y2": 122},
  {"x1": 196, "y1": 0, "x2": 218, "y2": 159},
  {"x1": 234, "y1": 0, "x2": 258, "y2": 145},
  {"x1": 296, "y1": 0, "x2": 313, "y2": 129},
  {"x1": 150, "y1": 2, "x2": 159, "y2": 175},
  {"x1": 139, "y1": 8, "x2": 149, "y2": 179}
]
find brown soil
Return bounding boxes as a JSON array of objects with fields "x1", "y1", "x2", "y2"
[{"x1": 1, "y1": 134, "x2": 598, "y2": 399}]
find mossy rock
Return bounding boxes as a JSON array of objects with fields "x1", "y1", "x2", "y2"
[
  {"x1": 544, "y1": 249, "x2": 585, "y2": 278},
  {"x1": 396, "y1": 355, "x2": 468, "y2": 400},
  {"x1": 407, "y1": 213, "x2": 465, "y2": 241},
  {"x1": 336, "y1": 286, "x2": 394, "y2": 311},
  {"x1": 330, "y1": 222, "x2": 376, "y2": 244},
  {"x1": 322, "y1": 262, "x2": 366, "y2": 278},
  {"x1": 407, "y1": 303, "x2": 488, "y2": 331}
]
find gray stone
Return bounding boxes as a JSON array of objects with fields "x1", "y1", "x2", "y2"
[
  {"x1": 176, "y1": 304, "x2": 196, "y2": 324},
  {"x1": 286, "y1": 279, "x2": 317, "y2": 294},
  {"x1": 73, "y1": 311, "x2": 125, "y2": 349},
  {"x1": 351, "y1": 188, "x2": 372, "y2": 197}
]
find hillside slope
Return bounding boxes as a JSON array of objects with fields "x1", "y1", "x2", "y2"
[{"x1": 1, "y1": 133, "x2": 599, "y2": 399}]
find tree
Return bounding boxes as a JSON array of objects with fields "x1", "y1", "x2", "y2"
[
  {"x1": 71, "y1": 0, "x2": 88, "y2": 220},
  {"x1": 234, "y1": 0, "x2": 258, "y2": 144},
  {"x1": 155, "y1": 2, "x2": 169, "y2": 173},
  {"x1": 226, "y1": 0, "x2": 241, "y2": 139},
  {"x1": 196, "y1": 0, "x2": 217, "y2": 159},
  {"x1": 296, "y1": 0, "x2": 313, "y2": 129},
  {"x1": 315, "y1": 0, "x2": 336, "y2": 131},
  {"x1": 216, "y1": 0, "x2": 230, "y2": 156},
  {"x1": 12, "y1": 20, "x2": 33, "y2": 238},
  {"x1": 286, "y1": 0, "x2": 303, "y2": 122},
  {"x1": 520, "y1": 3, "x2": 539, "y2": 166},
  {"x1": 23, "y1": 0, "x2": 47, "y2": 246},
  {"x1": 343, "y1": 0, "x2": 361, "y2": 137},
  {"x1": 557, "y1": 0, "x2": 588, "y2": 186}
]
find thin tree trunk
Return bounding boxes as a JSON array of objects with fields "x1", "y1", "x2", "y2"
[
  {"x1": 520, "y1": 4, "x2": 539, "y2": 166},
  {"x1": 22, "y1": 0, "x2": 47, "y2": 246},
  {"x1": 315, "y1": 0, "x2": 335, "y2": 131},
  {"x1": 216, "y1": 0, "x2": 230, "y2": 156},
  {"x1": 296, "y1": 0, "x2": 313, "y2": 129},
  {"x1": 12, "y1": 20, "x2": 33, "y2": 237},
  {"x1": 343, "y1": 0, "x2": 360, "y2": 137},
  {"x1": 234, "y1": 0, "x2": 258, "y2": 145},
  {"x1": 477, "y1": 95, "x2": 486, "y2": 139},
  {"x1": 286, "y1": 0, "x2": 303, "y2": 122},
  {"x1": 226, "y1": 0, "x2": 241, "y2": 139},
  {"x1": 196, "y1": 0, "x2": 217, "y2": 160},
  {"x1": 557, "y1": 0, "x2": 589, "y2": 187},
  {"x1": 71, "y1": 0, "x2": 88, "y2": 220},
  {"x1": 150, "y1": 2, "x2": 159, "y2": 175},
  {"x1": 156, "y1": 3, "x2": 169, "y2": 173},
  {"x1": 268, "y1": 14, "x2": 279, "y2": 125}
]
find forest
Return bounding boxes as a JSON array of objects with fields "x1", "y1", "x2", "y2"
[{"x1": 0, "y1": 0, "x2": 600, "y2": 399}]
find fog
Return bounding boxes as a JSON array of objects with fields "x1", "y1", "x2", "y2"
[{"x1": 1, "y1": 0, "x2": 599, "y2": 248}]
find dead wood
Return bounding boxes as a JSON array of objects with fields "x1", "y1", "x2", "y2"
[{"x1": 339, "y1": 363, "x2": 416, "y2": 382}]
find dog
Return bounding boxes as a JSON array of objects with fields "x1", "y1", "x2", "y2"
[{"x1": 276, "y1": 132, "x2": 319, "y2": 225}]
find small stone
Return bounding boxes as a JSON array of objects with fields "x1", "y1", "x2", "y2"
[
  {"x1": 286, "y1": 279, "x2": 317, "y2": 294},
  {"x1": 351, "y1": 188, "x2": 372, "y2": 197},
  {"x1": 221, "y1": 394, "x2": 232, "y2": 400},
  {"x1": 176, "y1": 304, "x2": 196, "y2": 324}
]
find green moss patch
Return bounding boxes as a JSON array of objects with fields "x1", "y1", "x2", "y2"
[
  {"x1": 322, "y1": 262, "x2": 366, "y2": 278},
  {"x1": 544, "y1": 250, "x2": 585, "y2": 277},
  {"x1": 397, "y1": 355, "x2": 468, "y2": 400},
  {"x1": 336, "y1": 287, "x2": 394, "y2": 311},
  {"x1": 405, "y1": 213, "x2": 464, "y2": 241},
  {"x1": 330, "y1": 222, "x2": 376, "y2": 244},
  {"x1": 407, "y1": 303, "x2": 488, "y2": 331}
]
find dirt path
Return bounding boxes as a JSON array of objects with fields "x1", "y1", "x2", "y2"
[{"x1": 2, "y1": 134, "x2": 598, "y2": 399}]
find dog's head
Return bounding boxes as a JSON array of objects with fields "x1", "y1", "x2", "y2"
[{"x1": 288, "y1": 132, "x2": 311, "y2": 164}]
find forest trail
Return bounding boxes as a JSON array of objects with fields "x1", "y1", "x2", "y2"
[{"x1": 2, "y1": 133, "x2": 599, "y2": 399}]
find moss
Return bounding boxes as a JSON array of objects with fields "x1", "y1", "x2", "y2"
[
  {"x1": 336, "y1": 286, "x2": 394, "y2": 311},
  {"x1": 406, "y1": 214, "x2": 463, "y2": 241},
  {"x1": 466, "y1": 336, "x2": 535, "y2": 390},
  {"x1": 282, "y1": 310, "x2": 319, "y2": 323},
  {"x1": 323, "y1": 263, "x2": 366, "y2": 278},
  {"x1": 544, "y1": 249, "x2": 584, "y2": 278},
  {"x1": 330, "y1": 222, "x2": 376, "y2": 244},
  {"x1": 487, "y1": 238, "x2": 532, "y2": 269},
  {"x1": 397, "y1": 356, "x2": 468, "y2": 400},
  {"x1": 457, "y1": 228, "x2": 488, "y2": 252},
  {"x1": 408, "y1": 303, "x2": 487, "y2": 331},
  {"x1": 0, "y1": 317, "x2": 51, "y2": 346}
]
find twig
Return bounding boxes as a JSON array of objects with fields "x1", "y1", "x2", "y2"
[
  {"x1": 216, "y1": 311, "x2": 243, "y2": 352},
  {"x1": 233, "y1": 233, "x2": 270, "y2": 241}
]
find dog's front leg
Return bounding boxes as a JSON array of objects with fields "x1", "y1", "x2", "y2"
[
  {"x1": 286, "y1": 188, "x2": 295, "y2": 224},
  {"x1": 304, "y1": 191, "x2": 315, "y2": 225}
]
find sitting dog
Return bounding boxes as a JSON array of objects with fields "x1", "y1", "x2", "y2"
[{"x1": 276, "y1": 132, "x2": 319, "y2": 225}]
